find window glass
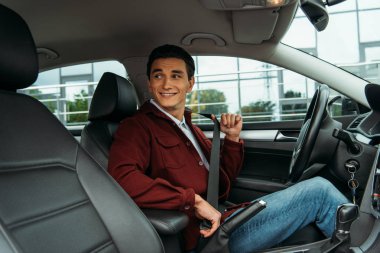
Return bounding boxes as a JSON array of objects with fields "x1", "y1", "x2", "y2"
[
  {"x1": 364, "y1": 47, "x2": 380, "y2": 84},
  {"x1": 21, "y1": 60, "x2": 127, "y2": 127},
  {"x1": 365, "y1": 47, "x2": 380, "y2": 62},
  {"x1": 283, "y1": 1, "x2": 380, "y2": 82},
  {"x1": 35, "y1": 69, "x2": 60, "y2": 86},
  {"x1": 196, "y1": 56, "x2": 238, "y2": 82},
  {"x1": 358, "y1": 0, "x2": 380, "y2": 10},
  {"x1": 187, "y1": 56, "x2": 345, "y2": 124},
  {"x1": 327, "y1": 0, "x2": 356, "y2": 13},
  {"x1": 359, "y1": 10, "x2": 380, "y2": 43},
  {"x1": 318, "y1": 12, "x2": 359, "y2": 63},
  {"x1": 282, "y1": 17, "x2": 316, "y2": 48},
  {"x1": 94, "y1": 61, "x2": 127, "y2": 81},
  {"x1": 61, "y1": 63, "x2": 92, "y2": 76},
  {"x1": 295, "y1": 8, "x2": 305, "y2": 17}
]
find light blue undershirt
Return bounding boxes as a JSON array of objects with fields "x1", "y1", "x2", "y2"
[{"x1": 150, "y1": 99, "x2": 210, "y2": 170}]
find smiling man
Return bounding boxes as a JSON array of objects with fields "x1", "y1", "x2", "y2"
[
  {"x1": 108, "y1": 44, "x2": 348, "y2": 253},
  {"x1": 149, "y1": 57, "x2": 193, "y2": 118},
  {"x1": 108, "y1": 45, "x2": 244, "y2": 251}
]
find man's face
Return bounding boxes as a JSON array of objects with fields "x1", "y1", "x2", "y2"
[{"x1": 148, "y1": 57, "x2": 194, "y2": 119}]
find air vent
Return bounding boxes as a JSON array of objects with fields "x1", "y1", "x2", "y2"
[{"x1": 349, "y1": 116, "x2": 365, "y2": 129}]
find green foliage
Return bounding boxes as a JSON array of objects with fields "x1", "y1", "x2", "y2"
[
  {"x1": 186, "y1": 89, "x2": 228, "y2": 116},
  {"x1": 284, "y1": 90, "x2": 301, "y2": 98},
  {"x1": 282, "y1": 90, "x2": 306, "y2": 120},
  {"x1": 240, "y1": 100, "x2": 275, "y2": 122},
  {"x1": 27, "y1": 88, "x2": 57, "y2": 113},
  {"x1": 330, "y1": 103, "x2": 342, "y2": 116},
  {"x1": 66, "y1": 90, "x2": 89, "y2": 124}
]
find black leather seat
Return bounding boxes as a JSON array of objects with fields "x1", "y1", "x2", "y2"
[
  {"x1": 0, "y1": 4, "x2": 164, "y2": 253},
  {"x1": 81, "y1": 72, "x2": 189, "y2": 253}
]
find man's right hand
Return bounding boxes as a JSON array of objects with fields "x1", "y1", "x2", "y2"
[{"x1": 194, "y1": 194, "x2": 221, "y2": 238}]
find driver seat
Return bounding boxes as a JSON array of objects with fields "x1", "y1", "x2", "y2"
[
  {"x1": 80, "y1": 72, "x2": 138, "y2": 169},
  {"x1": 0, "y1": 4, "x2": 164, "y2": 253},
  {"x1": 80, "y1": 72, "x2": 189, "y2": 253}
]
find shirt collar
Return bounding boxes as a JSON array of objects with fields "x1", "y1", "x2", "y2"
[{"x1": 150, "y1": 99, "x2": 186, "y2": 127}]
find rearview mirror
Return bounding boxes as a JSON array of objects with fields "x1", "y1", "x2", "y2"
[
  {"x1": 300, "y1": 0, "x2": 329, "y2": 31},
  {"x1": 300, "y1": 0, "x2": 347, "y2": 32}
]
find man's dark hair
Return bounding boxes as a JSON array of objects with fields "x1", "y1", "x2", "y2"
[{"x1": 147, "y1": 44, "x2": 195, "y2": 80}]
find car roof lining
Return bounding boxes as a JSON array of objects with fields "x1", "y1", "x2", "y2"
[{"x1": 0, "y1": 0, "x2": 298, "y2": 71}]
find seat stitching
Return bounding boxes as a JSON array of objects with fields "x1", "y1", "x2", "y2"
[
  {"x1": 88, "y1": 240, "x2": 114, "y2": 253},
  {"x1": 0, "y1": 218, "x2": 21, "y2": 252},
  {"x1": 8, "y1": 199, "x2": 90, "y2": 230},
  {"x1": 0, "y1": 162, "x2": 76, "y2": 173}
]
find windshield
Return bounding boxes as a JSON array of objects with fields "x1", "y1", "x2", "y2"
[{"x1": 282, "y1": 0, "x2": 380, "y2": 84}]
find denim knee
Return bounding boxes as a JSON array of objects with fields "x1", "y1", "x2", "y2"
[
  {"x1": 305, "y1": 176, "x2": 348, "y2": 203},
  {"x1": 303, "y1": 177, "x2": 336, "y2": 196}
]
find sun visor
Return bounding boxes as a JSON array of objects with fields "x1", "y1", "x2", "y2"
[
  {"x1": 232, "y1": 9, "x2": 279, "y2": 44},
  {"x1": 200, "y1": 0, "x2": 297, "y2": 44}
]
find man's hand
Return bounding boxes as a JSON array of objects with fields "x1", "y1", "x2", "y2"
[
  {"x1": 217, "y1": 113, "x2": 243, "y2": 142},
  {"x1": 194, "y1": 194, "x2": 221, "y2": 238}
]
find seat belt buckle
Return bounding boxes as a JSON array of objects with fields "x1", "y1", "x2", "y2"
[{"x1": 200, "y1": 219, "x2": 212, "y2": 230}]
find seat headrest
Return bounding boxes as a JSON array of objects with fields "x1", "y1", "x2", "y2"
[
  {"x1": 0, "y1": 4, "x2": 38, "y2": 90},
  {"x1": 89, "y1": 72, "x2": 138, "y2": 122}
]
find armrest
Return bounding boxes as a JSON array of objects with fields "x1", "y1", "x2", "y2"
[
  {"x1": 222, "y1": 200, "x2": 266, "y2": 234},
  {"x1": 198, "y1": 200, "x2": 266, "y2": 253},
  {"x1": 142, "y1": 209, "x2": 189, "y2": 235}
]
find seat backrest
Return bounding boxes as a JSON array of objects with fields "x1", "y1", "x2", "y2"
[
  {"x1": 0, "y1": 4, "x2": 163, "y2": 253},
  {"x1": 81, "y1": 72, "x2": 138, "y2": 169}
]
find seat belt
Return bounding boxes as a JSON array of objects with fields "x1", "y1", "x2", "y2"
[
  {"x1": 196, "y1": 113, "x2": 267, "y2": 253},
  {"x1": 198, "y1": 113, "x2": 220, "y2": 229}
]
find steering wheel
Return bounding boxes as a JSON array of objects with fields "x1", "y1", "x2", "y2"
[{"x1": 287, "y1": 84, "x2": 330, "y2": 183}]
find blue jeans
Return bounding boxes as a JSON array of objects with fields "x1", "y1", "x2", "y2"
[{"x1": 227, "y1": 177, "x2": 348, "y2": 253}]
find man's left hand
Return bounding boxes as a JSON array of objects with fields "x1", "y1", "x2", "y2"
[{"x1": 216, "y1": 113, "x2": 242, "y2": 142}]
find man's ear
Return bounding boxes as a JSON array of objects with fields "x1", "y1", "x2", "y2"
[{"x1": 187, "y1": 76, "x2": 195, "y2": 93}]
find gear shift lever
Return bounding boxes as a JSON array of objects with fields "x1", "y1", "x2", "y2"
[
  {"x1": 334, "y1": 203, "x2": 359, "y2": 235},
  {"x1": 321, "y1": 203, "x2": 359, "y2": 253}
]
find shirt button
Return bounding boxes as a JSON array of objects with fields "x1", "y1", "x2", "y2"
[
  {"x1": 186, "y1": 141, "x2": 191, "y2": 146},
  {"x1": 184, "y1": 205, "x2": 190, "y2": 210},
  {"x1": 199, "y1": 161, "x2": 204, "y2": 166}
]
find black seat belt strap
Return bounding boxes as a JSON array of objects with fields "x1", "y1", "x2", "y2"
[
  {"x1": 198, "y1": 113, "x2": 220, "y2": 229},
  {"x1": 196, "y1": 113, "x2": 267, "y2": 252}
]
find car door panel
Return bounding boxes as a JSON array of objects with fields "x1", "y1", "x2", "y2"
[
  {"x1": 200, "y1": 115, "x2": 357, "y2": 204},
  {"x1": 203, "y1": 121, "x2": 299, "y2": 203},
  {"x1": 230, "y1": 124, "x2": 298, "y2": 203}
]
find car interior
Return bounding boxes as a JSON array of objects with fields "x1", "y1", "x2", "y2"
[{"x1": 1, "y1": 0, "x2": 380, "y2": 252}]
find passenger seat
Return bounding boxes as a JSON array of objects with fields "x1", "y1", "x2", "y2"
[{"x1": 0, "y1": 4, "x2": 164, "y2": 253}]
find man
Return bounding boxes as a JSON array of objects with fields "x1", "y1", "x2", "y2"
[{"x1": 108, "y1": 44, "x2": 348, "y2": 252}]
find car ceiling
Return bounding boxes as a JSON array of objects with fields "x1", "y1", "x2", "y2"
[{"x1": 0, "y1": 0, "x2": 299, "y2": 71}]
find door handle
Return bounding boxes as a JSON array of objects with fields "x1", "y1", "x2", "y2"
[{"x1": 275, "y1": 132, "x2": 298, "y2": 142}]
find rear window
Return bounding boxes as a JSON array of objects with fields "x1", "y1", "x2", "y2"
[{"x1": 20, "y1": 61, "x2": 127, "y2": 127}]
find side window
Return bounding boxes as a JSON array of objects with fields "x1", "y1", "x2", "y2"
[
  {"x1": 187, "y1": 56, "x2": 346, "y2": 124},
  {"x1": 20, "y1": 61, "x2": 127, "y2": 127}
]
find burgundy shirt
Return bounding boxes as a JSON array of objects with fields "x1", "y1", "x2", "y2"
[{"x1": 108, "y1": 102, "x2": 244, "y2": 250}]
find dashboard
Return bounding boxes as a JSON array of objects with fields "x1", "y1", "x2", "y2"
[
  {"x1": 347, "y1": 84, "x2": 380, "y2": 144},
  {"x1": 337, "y1": 83, "x2": 380, "y2": 216}
]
